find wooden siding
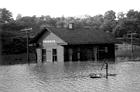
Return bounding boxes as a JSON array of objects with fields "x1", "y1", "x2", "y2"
[
  {"x1": 36, "y1": 29, "x2": 115, "y2": 63},
  {"x1": 41, "y1": 32, "x2": 66, "y2": 62}
]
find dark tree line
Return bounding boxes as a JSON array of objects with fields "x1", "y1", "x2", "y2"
[{"x1": 1, "y1": 8, "x2": 140, "y2": 54}]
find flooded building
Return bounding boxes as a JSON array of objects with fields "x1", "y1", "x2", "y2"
[{"x1": 33, "y1": 26, "x2": 116, "y2": 63}]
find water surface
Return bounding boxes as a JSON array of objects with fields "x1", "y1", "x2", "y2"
[{"x1": 0, "y1": 61, "x2": 140, "y2": 92}]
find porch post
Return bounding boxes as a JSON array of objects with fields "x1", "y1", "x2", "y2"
[
  {"x1": 36, "y1": 48, "x2": 42, "y2": 64},
  {"x1": 94, "y1": 47, "x2": 97, "y2": 62},
  {"x1": 77, "y1": 47, "x2": 80, "y2": 61},
  {"x1": 69, "y1": 48, "x2": 73, "y2": 61}
]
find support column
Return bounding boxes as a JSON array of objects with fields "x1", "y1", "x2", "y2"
[
  {"x1": 36, "y1": 48, "x2": 42, "y2": 64},
  {"x1": 69, "y1": 48, "x2": 73, "y2": 61},
  {"x1": 77, "y1": 47, "x2": 80, "y2": 61},
  {"x1": 94, "y1": 47, "x2": 97, "y2": 62}
]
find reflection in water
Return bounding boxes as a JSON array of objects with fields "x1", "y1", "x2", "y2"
[{"x1": 0, "y1": 62, "x2": 140, "y2": 92}]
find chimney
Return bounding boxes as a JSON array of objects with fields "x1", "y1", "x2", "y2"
[{"x1": 68, "y1": 23, "x2": 74, "y2": 29}]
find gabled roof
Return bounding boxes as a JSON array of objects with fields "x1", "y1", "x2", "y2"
[{"x1": 32, "y1": 27, "x2": 116, "y2": 45}]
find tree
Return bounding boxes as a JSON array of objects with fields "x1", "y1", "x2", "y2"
[
  {"x1": 117, "y1": 12, "x2": 125, "y2": 20},
  {"x1": 126, "y1": 9, "x2": 139, "y2": 19},
  {"x1": 0, "y1": 8, "x2": 13, "y2": 23},
  {"x1": 104, "y1": 10, "x2": 116, "y2": 20},
  {"x1": 91, "y1": 15, "x2": 104, "y2": 30},
  {"x1": 114, "y1": 9, "x2": 140, "y2": 37},
  {"x1": 16, "y1": 16, "x2": 36, "y2": 26},
  {"x1": 101, "y1": 10, "x2": 117, "y2": 32},
  {"x1": 16, "y1": 14, "x2": 22, "y2": 20}
]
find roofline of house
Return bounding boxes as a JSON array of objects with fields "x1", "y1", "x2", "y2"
[{"x1": 31, "y1": 27, "x2": 116, "y2": 45}]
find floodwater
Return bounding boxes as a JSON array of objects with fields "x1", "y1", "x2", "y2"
[{"x1": 0, "y1": 61, "x2": 140, "y2": 92}]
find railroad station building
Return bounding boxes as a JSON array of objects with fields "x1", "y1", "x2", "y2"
[{"x1": 33, "y1": 25, "x2": 116, "y2": 63}]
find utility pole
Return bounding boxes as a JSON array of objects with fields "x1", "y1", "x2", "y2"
[
  {"x1": 130, "y1": 32, "x2": 136, "y2": 60},
  {"x1": 21, "y1": 28, "x2": 32, "y2": 64},
  {"x1": 131, "y1": 32, "x2": 133, "y2": 60}
]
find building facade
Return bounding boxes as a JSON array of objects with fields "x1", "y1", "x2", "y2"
[{"x1": 33, "y1": 27, "x2": 116, "y2": 63}]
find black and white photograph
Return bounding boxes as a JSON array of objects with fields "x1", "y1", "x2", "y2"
[{"x1": 0, "y1": 0, "x2": 140, "y2": 92}]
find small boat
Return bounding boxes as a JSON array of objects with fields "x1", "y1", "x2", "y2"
[{"x1": 89, "y1": 73, "x2": 102, "y2": 78}]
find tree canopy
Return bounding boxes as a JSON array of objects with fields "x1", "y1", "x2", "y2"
[
  {"x1": 1, "y1": 8, "x2": 140, "y2": 53},
  {"x1": 0, "y1": 8, "x2": 13, "y2": 23}
]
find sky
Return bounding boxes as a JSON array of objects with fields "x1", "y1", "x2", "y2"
[{"x1": 0, "y1": 0, "x2": 140, "y2": 18}]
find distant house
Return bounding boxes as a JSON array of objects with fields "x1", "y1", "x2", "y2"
[{"x1": 32, "y1": 25, "x2": 116, "y2": 63}]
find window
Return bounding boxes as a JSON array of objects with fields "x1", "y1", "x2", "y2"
[
  {"x1": 98, "y1": 47, "x2": 108, "y2": 53},
  {"x1": 52, "y1": 49, "x2": 57, "y2": 62},
  {"x1": 42, "y1": 49, "x2": 46, "y2": 62}
]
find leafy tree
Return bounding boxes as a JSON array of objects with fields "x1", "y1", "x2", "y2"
[
  {"x1": 38, "y1": 15, "x2": 57, "y2": 27},
  {"x1": 126, "y1": 9, "x2": 139, "y2": 19},
  {"x1": 0, "y1": 8, "x2": 13, "y2": 23},
  {"x1": 91, "y1": 15, "x2": 104, "y2": 30},
  {"x1": 101, "y1": 10, "x2": 117, "y2": 32},
  {"x1": 117, "y1": 12, "x2": 125, "y2": 20},
  {"x1": 104, "y1": 10, "x2": 116, "y2": 20},
  {"x1": 16, "y1": 14, "x2": 22, "y2": 20},
  {"x1": 115, "y1": 10, "x2": 140, "y2": 37},
  {"x1": 16, "y1": 16, "x2": 37, "y2": 27}
]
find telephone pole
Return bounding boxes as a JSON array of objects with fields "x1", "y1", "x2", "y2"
[
  {"x1": 21, "y1": 28, "x2": 32, "y2": 64},
  {"x1": 130, "y1": 32, "x2": 136, "y2": 60}
]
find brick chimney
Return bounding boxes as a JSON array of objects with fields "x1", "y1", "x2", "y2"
[{"x1": 68, "y1": 23, "x2": 74, "y2": 29}]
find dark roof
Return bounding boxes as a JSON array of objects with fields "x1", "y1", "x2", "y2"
[{"x1": 32, "y1": 27, "x2": 116, "y2": 44}]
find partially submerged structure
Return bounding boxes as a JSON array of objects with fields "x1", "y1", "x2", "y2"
[{"x1": 32, "y1": 26, "x2": 116, "y2": 63}]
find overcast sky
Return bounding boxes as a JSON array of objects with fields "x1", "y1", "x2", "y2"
[{"x1": 0, "y1": 0, "x2": 140, "y2": 18}]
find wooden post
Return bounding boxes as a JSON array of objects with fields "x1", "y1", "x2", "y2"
[
  {"x1": 77, "y1": 48, "x2": 80, "y2": 61},
  {"x1": 21, "y1": 28, "x2": 32, "y2": 65},
  {"x1": 69, "y1": 48, "x2": 72, "y2": 61},
  {"x1": 26, "y1": 31, "x2": 29, "y2": 64},
  {"x1": 106, "y1": 63, "x2": 108, "y2": 79},
  {"x1": 94, "y1": 47, "x2": 97, "y2": 62},
  {"x1": 130, "y1": 32, "x2": 136, "y2": 60}
]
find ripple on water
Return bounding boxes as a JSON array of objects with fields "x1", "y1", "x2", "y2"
[{"x1": 0, "y1": 62, "x2": 140, "y2": 92}]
